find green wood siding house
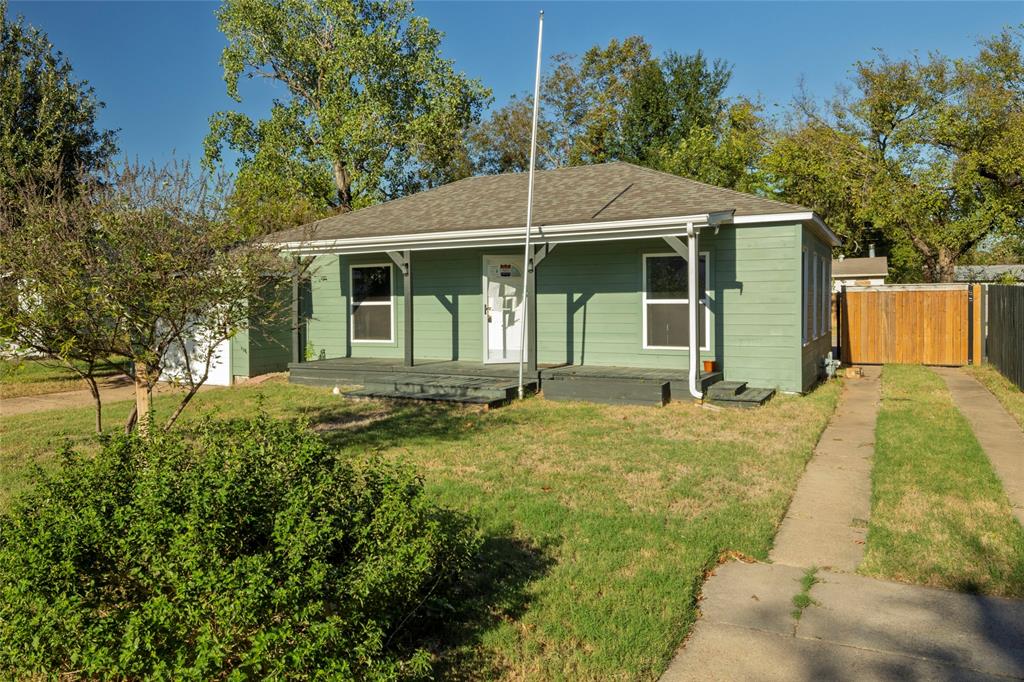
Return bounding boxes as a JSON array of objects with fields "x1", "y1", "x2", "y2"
[{"x1": 265, "y1": 162, "x2": 839, "y2": 400}]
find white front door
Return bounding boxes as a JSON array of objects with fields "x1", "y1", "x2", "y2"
[{"x1": 483, "y1": 255, "x2": 526, "y2": 363}]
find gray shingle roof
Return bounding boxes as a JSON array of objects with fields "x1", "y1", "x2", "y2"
[
  {"x1": 832, "y1": 257, "x2": 889, "y2": 278},
  {"x1": 264, "y1": 161, "x2": 809, "y2": 244}
]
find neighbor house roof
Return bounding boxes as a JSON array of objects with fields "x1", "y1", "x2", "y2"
[
  {"x1": 954, "y1": 264, "x2": 1024, "y2": 282},
  {"x1": 832, "y1": 257, "x2": 888, "y2": 279},
  {"x1": 265, "y1": 161, "x2": 839, "y2": 254}
]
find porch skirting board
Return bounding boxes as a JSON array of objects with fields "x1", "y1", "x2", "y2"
[{"x1": 288, "y1": 358, "x2": 724, "y2": 407}]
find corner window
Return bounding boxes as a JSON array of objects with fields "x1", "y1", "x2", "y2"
[
  {"x1": 803, "y1": 249, "x2": 813, "y2": 344},
  {"x1": 350, "y1": 264, "x2": 393, "y2": 342},
  {"x1": 643, "y1": 253, "x2": 709, "y2": 350},
  {"x1": 814, "y1": 255, "x2": 822, "y2": 338},
  {"x1": 824, "y1": 258, "x2": 832, "y2": 335}
]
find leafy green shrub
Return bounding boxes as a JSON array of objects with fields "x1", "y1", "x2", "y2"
[{"x1": 0, "y1": 415, "x2": 479, "y2": 680}]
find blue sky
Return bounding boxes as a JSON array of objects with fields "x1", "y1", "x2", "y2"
[{"x1": 7, "y1": 1, "x2": 1022, "y2": 166}]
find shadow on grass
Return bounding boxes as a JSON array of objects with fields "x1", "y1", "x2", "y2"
[
  {"x1": 294, "y1": 400, "x2": 499, "y2": 452},
  {"x1": 289, "y1": 399, "x2": 558, "y2": 676},
  {"x1": 430, "y1": 533, "x2": 557, "y2": 680}
]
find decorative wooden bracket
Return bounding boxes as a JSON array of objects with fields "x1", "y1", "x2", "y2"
[{"x1": 386, "y1": 250, "x2": 410, "y2": 274}]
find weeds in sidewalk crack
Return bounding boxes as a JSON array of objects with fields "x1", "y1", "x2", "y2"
[{"x1": 791, "y1": 566, "x2": 820, "y2": 621}]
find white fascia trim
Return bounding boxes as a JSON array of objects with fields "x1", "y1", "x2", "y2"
[
  {"x1": 279, "y1": 214, "x2": 717, "y2": 256},
  {"x1": 731, "y1": 211, "x2": 841, "y2": 248}
]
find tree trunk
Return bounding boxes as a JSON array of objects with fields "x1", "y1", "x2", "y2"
[
  {"x1": 85, "y1": 376, "x2": 102, "y2": 434},
  {"x1": 332, "y1": 159, "x2": 353, "y2": 213},
  {"x1": 133, "y1": 361, "x2": 153, "y2": 436},
  {"x1": 936, "y1": 249, "x2": 957, "y2": 283},
  {"x1": 125, "y1": 405, "x2": 138, "y2": 435},
  {"x1": 164, "y1": 384, "x2": 202, "y2": 432}
]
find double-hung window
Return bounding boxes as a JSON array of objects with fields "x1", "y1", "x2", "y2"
[
  {"x1": 350, "y1": 264, "x2": 393, "y2": 343},
  {"x1": 643, "y1": 253, "x2": 708, "y2": 350}
]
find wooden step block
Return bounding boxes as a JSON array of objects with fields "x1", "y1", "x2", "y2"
[{"x1": 705, "y1": 381, "x2": 748, "y2": 398}]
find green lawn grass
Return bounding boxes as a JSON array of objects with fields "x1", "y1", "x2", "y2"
[
  {"x1": 860, "y1": 365, "x2": 1024, "y2": 597},
  {"x1": 966, "y1": 363, "x2": 1024, "y2": 430},
  {"x1": 0, "y1": 379, "x2": 840, "y2": 680},
  {"x1": 0, "y1": 357, "x2": 125, "y2": 399}
]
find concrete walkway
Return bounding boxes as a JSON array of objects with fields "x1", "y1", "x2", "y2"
[
  {"x1": 935, "y1": 367, "x2": 1024, "y2": 526},
  {"x1": 662, "y1": 561, "x2": 1024, "y2": 681},
  {"x1": 770, "y1": 366, "x2": 880, "y2": 571},
  {"x1": 662, "y1": 366, "x2": 1024, "y2": 681},
  {"x1": 1, "y1": 380, "x2": 215, "y2": 417}
]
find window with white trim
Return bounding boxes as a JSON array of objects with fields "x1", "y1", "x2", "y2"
[
  {"x1": 642, "y1": 253, "x2": 708, "y2": 350},
  {"x1": 802, "y1": 249, "x2": 811, "y2": 344},
  {"x1": 814, "y1": 255, "x2": 822, "y2": 337},
  {"x1": 819, "y1": 254, "x2": 829, "y2": 337},
  {"x1": 350, "y1": 264, "x2": 393, "y2": 342},
  {"x1": 824, "y1": 257, "x2": 832, "y2": 334}
]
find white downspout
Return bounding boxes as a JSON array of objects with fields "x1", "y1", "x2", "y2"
[{"x1": 687, "y1": 221, "x2": 703, "y2": 400}]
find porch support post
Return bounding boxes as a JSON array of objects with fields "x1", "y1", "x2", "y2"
[
  {"x1": 527, "y1": 253, "x2": 538, "y2": 375},
  {"x1": 526, "y1": 243, "x2": 556, "y2": 376},
  {"x1": 387, "y1": 250, "x2": 413, "y2": 367},
  {"x1": 685, "y1": 223, "x2": 703, "y2": 400},
  {"x1": 291, "y1": 256, "x2": 301, "y2": 365}
]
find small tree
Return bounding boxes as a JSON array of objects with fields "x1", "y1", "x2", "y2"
[
  {"x1": 1, "y1": 161, "x2": 292, "y2": 435},
  {"x1": 1, "y1": 168, "x2": 126, "y2": 433}
]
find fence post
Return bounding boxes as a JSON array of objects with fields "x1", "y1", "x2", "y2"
[
  {"x1": 967, "y1": 285, "x2": 974, "y2": 365},
  {"x1": 836, "y1": 286, "x2": 844, "y2": 365},
  {"x1": 978, "y1": 284, "x2": 987, "y2": 364}
]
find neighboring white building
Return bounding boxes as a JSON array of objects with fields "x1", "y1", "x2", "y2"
[
  {"x1": 832, "y1": 256, "x2": 888, "y2": 292},
  {"x1": 161, "y1": 330, "x2": 234, "y2": 387}
]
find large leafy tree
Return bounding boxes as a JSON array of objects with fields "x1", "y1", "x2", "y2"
[
  {"x1": 618, "y1": 50, "x2": 765, "y2": 190},
  {"x1": 560, "y1": 36, "x2": 652, "y2": 165},
  {"x1": 621, "y1": 50, "x2": 732, "y2": 164},
  {"x1": 654, "y1": 98, "x2": 771, "y2": 194},
  {"x1": 764, "y1": 30, "x2": 1024, "y2": 281},
  {"x1": 467, "y1": 94, "x2": 555, "y2": 174},
  {"x1": 470, "y1": 40, "x2": 754, "y2": 185},
  {"x1": 0, "y1": 0, "x2": 117, "y2": 212},
  {"x1": 204, "y1": 0, "x2": 490, "y2": 233},
  {"x1": 469, "y1": 36, "x2": 655, "y2": 173}
]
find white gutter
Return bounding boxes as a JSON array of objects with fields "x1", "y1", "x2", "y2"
[
  {"x1": 730, "y1": 211, "x2": 841, "y2": 247},
  {"x1": 277, "y1": 214, "x2": 717, "y2": 256},
  {"x1": 686, "y1": 221, "x2": 703, "y2": 400}
]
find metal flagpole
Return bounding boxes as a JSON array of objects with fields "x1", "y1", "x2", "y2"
[{"x1": 518, "y1": 10, "x2": 544, "y2": 400}]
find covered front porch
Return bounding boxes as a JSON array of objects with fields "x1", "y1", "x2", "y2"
[{"x1": 288, "y1": 356, "x2": 725, "y2": 407}]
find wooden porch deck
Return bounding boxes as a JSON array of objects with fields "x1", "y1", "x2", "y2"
[{"x1": 288, "y1": 358, "x2": 722, "y2": 406}]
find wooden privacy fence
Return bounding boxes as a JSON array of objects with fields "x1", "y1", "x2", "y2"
[
  {"x1": 839, "y1": 284, "x2": 983, "y2": 366},
  {"x1": 987, "y1": 285, "x2": 1024, "y2": 390}
]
